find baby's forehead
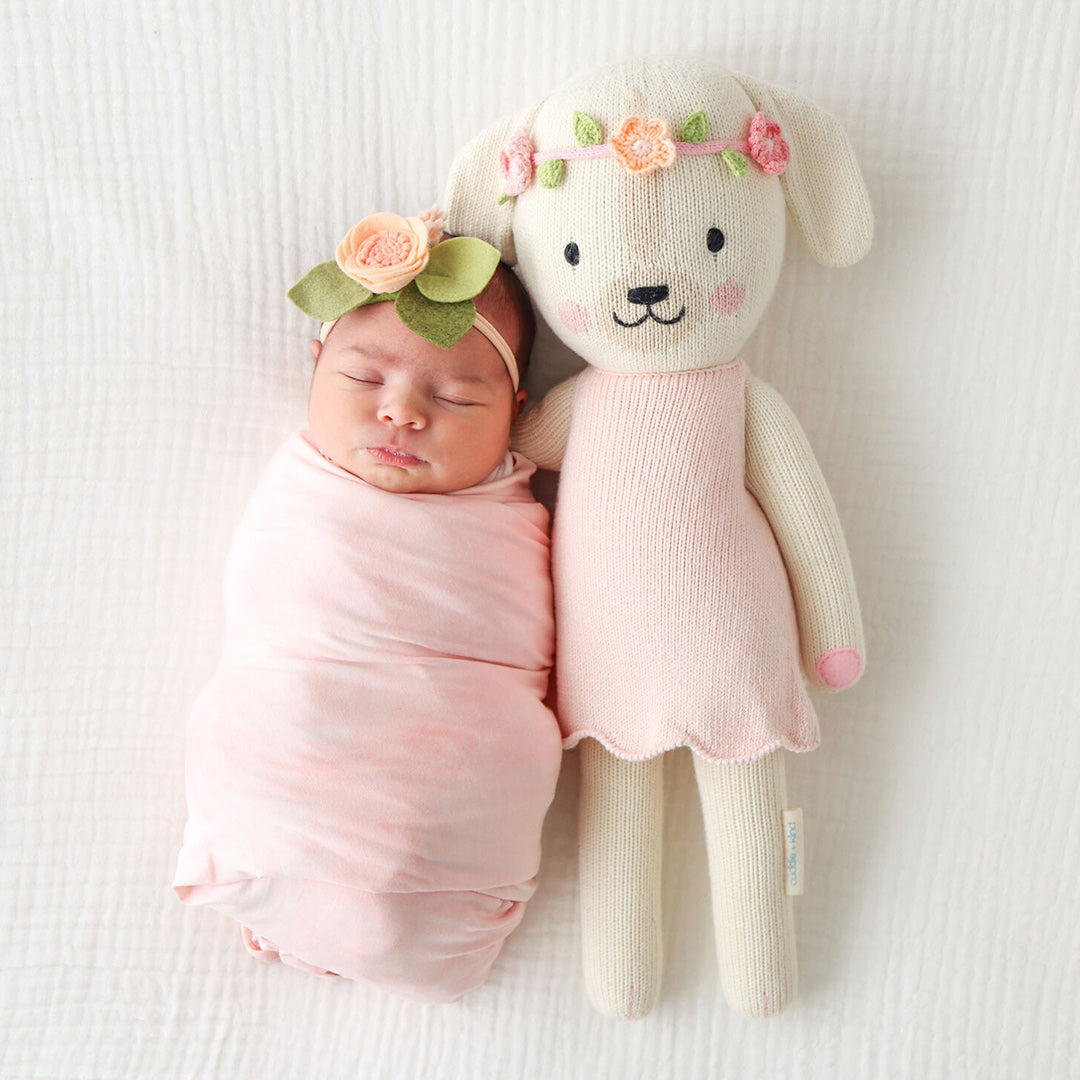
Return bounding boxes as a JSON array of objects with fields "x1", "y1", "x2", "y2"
[
  {"x1": 334, "y1": 325, "x2": 506, "y2": 385},
  {"x1": 330, "y1": 311, "x2": 503, "y2": 378}
]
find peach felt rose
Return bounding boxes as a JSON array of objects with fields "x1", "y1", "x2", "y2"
[
  {"x1": 608, "y1": 116, "x2": 677, "y2": 175},
  {"x1": 336, "y1": 213, "x2": 432, "y2": 294}
]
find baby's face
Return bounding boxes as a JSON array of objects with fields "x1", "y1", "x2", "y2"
[{"x1": 307, "y1": 301, "x2": 526, "y2": 493}]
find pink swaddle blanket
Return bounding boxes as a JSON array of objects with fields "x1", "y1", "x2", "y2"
[{"x1": 173, "y1": 428, "x2": 561, "y2": 1001}]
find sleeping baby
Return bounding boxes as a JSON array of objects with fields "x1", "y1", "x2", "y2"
[{"x1": 172, "y1": 208, "x2": 562, "y2": 1002}]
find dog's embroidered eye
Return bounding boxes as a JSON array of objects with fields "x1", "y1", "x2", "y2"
[
  {"x1": 564, "y1": 242, "x2": 580, "y2": 266},
  {"x1": 707, "y1": 228, "x2": 725, "y2": 253}
]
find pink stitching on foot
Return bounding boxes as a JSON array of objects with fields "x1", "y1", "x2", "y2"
[
  {"x1": 763, "y1": 991, "x2": 770, "y2": 1018},
  {"x1": 627, "y1": 985, "x2": 635, "y2": 1019}
]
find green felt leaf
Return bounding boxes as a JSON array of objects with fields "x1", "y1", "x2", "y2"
[
  {"x1": 414, "y1": 236, "x2": 501, "y2": 303},
  {"x1": 287, "y1": 261, "x2": 372, "y2": 320},
  {"x1": 573, "y1": 111, "x2": 603, "y2": 147},
  {"x1": 497, "y1": 192, "x2": 511, "y2": 205},
  {"x1": 680, "y1": 110, "x2": 708, "y2": 143},
  {"x1": 538, "y1": 159, "x2": 565, "y2": 188},
  {"x1": 358, "y1": 290, "x2": 397, "y2": 306},
  {"x1": 721, "y1": 149, "x2": 749, "y2": 177},
  {"x1": 394, "y1": 281, "x2": 476, "y2": 349}
]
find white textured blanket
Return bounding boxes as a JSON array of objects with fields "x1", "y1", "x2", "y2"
[{"x1": 3, "y1": 3, "x2": 1077, "y2": 1077}]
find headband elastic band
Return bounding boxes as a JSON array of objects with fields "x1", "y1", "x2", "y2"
[
  {"x1": 319, "y1": 311, "x2": 520, "y2": 391},
  {"x1": 472, "y1": 312, "x2": 520, "y2": 392}
]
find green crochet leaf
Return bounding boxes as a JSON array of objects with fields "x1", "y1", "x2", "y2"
[
  {"x1": 573, "y1": 111, "x2": 603, "y2": 147},
  {"x1": 394, "y1": 281, "x2": 476, "y2": 348},
  {"x1": 414, "y1": 237, "x2": 501, "y2": 303},
  {"x1": 287, "y1": 261, "x2": 372, "y2": 320},
  {"x1": 538, "y1": 159, "x2": 565, "y2": 188},
  {"x1": 680, "y1": 110, "x2": 708, "y2": 143},
  {"x1": 721, "y1": 149, "x2": 749, "y2": 177},
  {"x1": 497, "y1": 192, "x2": 511, "y2": 205}
]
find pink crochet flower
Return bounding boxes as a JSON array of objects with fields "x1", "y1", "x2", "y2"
[
  {"x1": 747, "y1": 113, "x2": 790, "y2": 175},
  {"x1": 499, "y1": 128, "x2": 535, "y2": 196},
  {"x1": 608, "y1": 116, "x2": 676, "y2": 175}
]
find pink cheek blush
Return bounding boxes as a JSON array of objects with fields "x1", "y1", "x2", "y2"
[
  {"x1": 558, "y1": 301, "x2": 591, "y2": 334},
  {"x1": 709, "y1": 281, "x2": 746, "y2": 316}
]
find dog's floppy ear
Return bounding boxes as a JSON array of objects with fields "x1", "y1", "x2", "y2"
[
  {"x1": 444, "y1": 102, "x2": 545, "y2": 265},
  {"x1": 730, "y1": 72, "x2": 873, "y2": 267}
]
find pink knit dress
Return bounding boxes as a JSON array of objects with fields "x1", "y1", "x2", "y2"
[{"x1": 553, "y1": 358, "x2": 820, "y2": 765}]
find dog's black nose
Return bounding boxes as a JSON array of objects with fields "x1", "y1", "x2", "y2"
[{"x1": 627, "y1": 285, "x2": 669, "y2": 306}]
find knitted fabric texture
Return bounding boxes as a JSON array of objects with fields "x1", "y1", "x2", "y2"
[
  {"x1": 692, "y1": 750, "x2": 797, "y2": 1017},
  {"x1": 744, "y1": 375, "x2": 865, "y2": 683},
  {"x1": 578, "y1": 742, "x2": 665, "y2": 1019},
  {"x1": 553, "y1": 359, "x2": 819, "y2": 764},
  {"x1": 576, "y1": 745, "x2": 797, "y2": 1020},
  {"x1": 445, "y1": 54, "x2": 871, "y2": 1020}
]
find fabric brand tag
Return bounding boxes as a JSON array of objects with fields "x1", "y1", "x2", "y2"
[{"x1": 783, "y1": 809, "x2": 804, "y2": 896}]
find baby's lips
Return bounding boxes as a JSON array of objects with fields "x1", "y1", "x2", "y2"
[{"x1": 815, "y1": 647, "x2": 864, "y2": 690}]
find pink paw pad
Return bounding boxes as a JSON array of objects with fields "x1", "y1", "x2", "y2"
[{"x1": 816, "y1": 648, "x2": 863, "y2": 689}]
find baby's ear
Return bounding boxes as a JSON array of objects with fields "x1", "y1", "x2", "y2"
[
  {"x1": 444, "y1": 102, "x2": 545, "y2": 265},
  {"x1": 730, "y1": 72, "x2": 873, "y2": 267}
]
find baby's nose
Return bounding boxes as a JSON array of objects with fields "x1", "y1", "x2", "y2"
[{"x1": 378, "y1": 394, "x2": 425, "y2": 427}]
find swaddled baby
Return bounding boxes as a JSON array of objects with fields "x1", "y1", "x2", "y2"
[{"x1": 172, "y1": 209, "x2": 562, "y2": 1002}]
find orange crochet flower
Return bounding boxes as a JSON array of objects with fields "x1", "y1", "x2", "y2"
[
  {"x1": 607, "y1": 116, "x2": 677, "y2": 175},
  {"x1": 336, "y1": 213, "x2": 431, "y2": 294}
]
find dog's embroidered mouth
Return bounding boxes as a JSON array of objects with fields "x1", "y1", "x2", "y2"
[{"x1": 612, "y1": 304, "x2": 687, "y2": 328}]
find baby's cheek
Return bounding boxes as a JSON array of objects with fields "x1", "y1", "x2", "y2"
[
  {"x1": 709, "y1": 281, "x2": 746, "y2": 317},
  {"x1": 558, "y1": 300, "x2": 591, "y2": 334}
]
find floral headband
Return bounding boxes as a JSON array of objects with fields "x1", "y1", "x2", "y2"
[
  {"x1": 497, "y1": 110, "x2": 789, "y2": 200},
  {"x1": 288, "y1": 207, "x2": 520, "y2": 390}
]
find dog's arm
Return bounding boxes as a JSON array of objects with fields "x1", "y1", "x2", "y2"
[
  {"x1": 744, "y1": 373, "x2": 865, "y2": 691},
  {"x1": 511, "y1": 374, "x2": 579, "y2": 470}
]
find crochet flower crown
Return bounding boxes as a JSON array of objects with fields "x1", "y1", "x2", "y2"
[
  {"x1": 497, "y1": 110, "x2": 790, "y2": 200},
  {"x1": 288, "y1": 207, "x2": 502, "y2": 349}
]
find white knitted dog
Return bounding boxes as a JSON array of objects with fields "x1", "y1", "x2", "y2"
[{"x1": 445, "y1": 55, "x2": 871, "y2": 1019}]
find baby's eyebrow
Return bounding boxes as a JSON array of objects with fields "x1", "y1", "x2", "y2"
[
  {"x1": 444, "y1": 371, "x2": 491, "y2": 385},
  {"x1": 344, "y1": 344, "x2": 392, "y2": 358}
]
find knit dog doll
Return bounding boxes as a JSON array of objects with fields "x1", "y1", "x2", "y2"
[{"x1": 444, "y1": 56, "x2": 871, "y2": 1019}]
